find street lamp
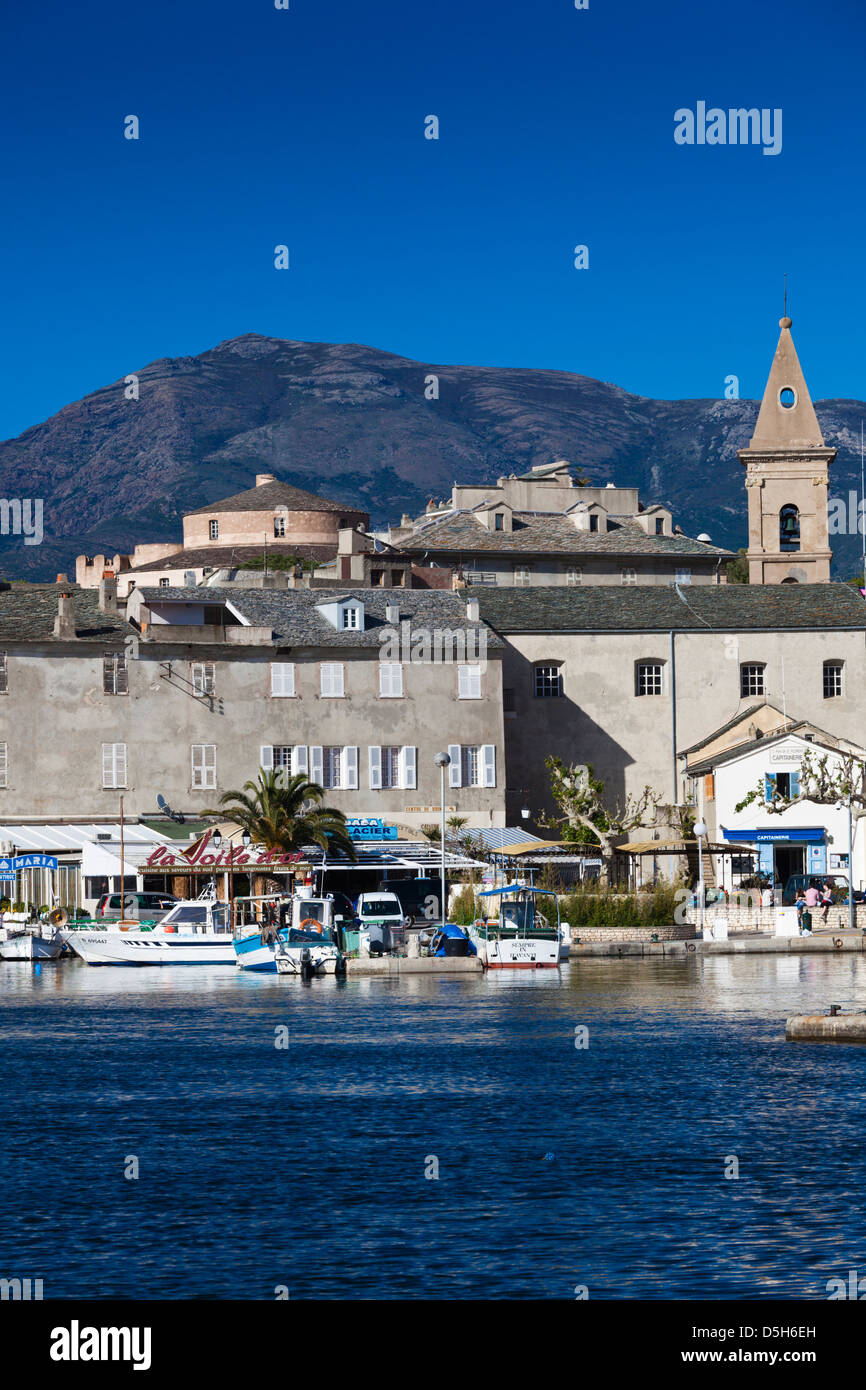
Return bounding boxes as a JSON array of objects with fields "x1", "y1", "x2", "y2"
[
  {"x1": 434, "y1": 752, "x2": 451, "y2": 928},
  {"x1": 835, "y1": 799, "x2": 855, "y2": 933},
  {"x1": 694, "y1": 818, "x2": 707, "y2": 936}
]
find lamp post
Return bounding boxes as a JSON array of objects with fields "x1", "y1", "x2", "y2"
[
  {"x1": 434, "y1": 752, "x2": 451, "y2": 928},
  {"x1": 835, "y1": 798, "x2": 855, "y2": 934},
  {"x1": 694, "y1": 817, "x2": 707, "y2": 936}
]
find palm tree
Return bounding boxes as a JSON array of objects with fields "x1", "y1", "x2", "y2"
[{"x1": 204, "y1": 769, "x2": 357, "y2": 862}]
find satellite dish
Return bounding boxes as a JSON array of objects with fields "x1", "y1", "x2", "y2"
[
  {"x1": 157, "y1": 794, "x2": 167, "y2": 810},
  {"x1": 697, "y1": 533, "x2": 712, "y2": 543}
]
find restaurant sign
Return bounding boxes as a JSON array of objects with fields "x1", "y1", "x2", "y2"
[{"x1": 144, "y1": 830, "x2": 304, "y2": 872}]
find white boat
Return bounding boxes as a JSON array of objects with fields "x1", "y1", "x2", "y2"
[
  {"x1": 234, "y1": 890, "x2": 346, "y2": 975},
  {"x1": 468, "y1": 886, "x2": 563, "y2": 969},
  {"x1": 0, "y1": 925, "x2": 65, "y2": 961},
  {"x1": 68, "y1": 899, "x2": 236, "y2": 966}
]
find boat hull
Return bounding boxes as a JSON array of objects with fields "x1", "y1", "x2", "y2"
[
  {"x1": 469, "y1": 929, "x2": 561, "y2": 969},
  {"x1": 68, "y1": 931, "x2": 236, "y2": 966},
  {"x1": 0, "y1": 929, "x2": 65, "y2": 961}
]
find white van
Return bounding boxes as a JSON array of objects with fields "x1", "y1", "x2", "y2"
[{"x1": 355, "y1": 892, "x2": 405, "y2": 953}]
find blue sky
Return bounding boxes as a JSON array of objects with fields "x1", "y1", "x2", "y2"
[{"x1": 1, "y1": 0, "x2": 864, "y2": 439}]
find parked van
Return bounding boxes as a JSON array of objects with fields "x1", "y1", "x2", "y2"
[
  {"x1": 95, "y1": 891, "x2": 179, "y2": 922},
  {"x1": 355, "y1": 892, "x2": 406, "y2": 954}
]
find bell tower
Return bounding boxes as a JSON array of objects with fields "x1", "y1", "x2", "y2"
[{"x1": 739, "y1": 316, "x2": 835, "y2": 583}]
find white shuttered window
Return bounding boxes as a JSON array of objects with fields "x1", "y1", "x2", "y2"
[
  {"x1": 191, "y1": 743, "x2": 216, "y2": 789},
  {"x1": 320, "y1": 663, "x2": 345, "y2": 697},
  {"x1": 379, "y1": 663, "x2": 403, "y2": 697},
  {"x1": 270, "y1": 663, "x2": 295, "y2": 697},
  {"x1": 102, "y1": 743, "x2": 127, "y2": 789},
  {"x1": 457, "y1": 664, "x2": 482, "y2": 699}
]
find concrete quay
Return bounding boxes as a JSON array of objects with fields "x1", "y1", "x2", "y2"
[{"x1": 570, "y1": 929, "x2": 866, "y2": 960}]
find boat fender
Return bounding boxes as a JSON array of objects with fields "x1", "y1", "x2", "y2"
[
  {"x1": 685, "y1": 942, "x2": 696, "y2": 953},
  {"x1": 834, "y1": 938, "x2": 843, "y2": 949}
]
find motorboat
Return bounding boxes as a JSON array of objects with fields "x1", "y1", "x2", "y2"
[
  {"x1": 0, "y1": 923, "x2": 65, "y2": 961},
  {"x1": 234, "y1": 890, "x2": 347, "y2": 975},
  {"x1": 468, "y1": 885, "x2": 563, "y2": 969},
  {"x1": 68, "y1": 898, "x2": 235, "y2": 966}
]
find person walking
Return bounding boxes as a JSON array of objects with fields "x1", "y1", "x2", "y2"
[{"x1": 795, "y1": 888, "x2": 807, "y2": 931}]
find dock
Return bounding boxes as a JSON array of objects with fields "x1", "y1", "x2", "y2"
[{"x1": 571, "y1": 930, "x2": 866, "y2": 959}]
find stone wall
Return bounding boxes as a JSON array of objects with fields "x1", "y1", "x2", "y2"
[
  {"x1": 566, "y1": 921, "x2": 696, "y2": 943},
  {"x1": 686, "y1": 904, "x2": 866, "y2": 933}
]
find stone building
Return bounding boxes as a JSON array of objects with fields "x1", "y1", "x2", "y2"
[
  {"x1": 75, "y1": 474, "x2": 369, "y2": 596},
  {"x1": 0, "y1": 581, "x2": 504, "y2": 828},
  {"x1": 383, "y1": 461, "x2": 731, "y2": 588},
  {"x1": 475, "y1": 583, "x2": 866, "y2": 830}
]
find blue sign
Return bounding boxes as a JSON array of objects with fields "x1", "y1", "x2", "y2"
[
  {"x1": 0, "y1": 854, "x2": 59, "y2": 873},
  {"x1": 722, "y1": 827, "x2": 825, "y2": 844},
  {"x1": 345, "y1": 819, "x2": 398, "y2": 841}
]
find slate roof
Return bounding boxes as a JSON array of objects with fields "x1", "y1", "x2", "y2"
[
  {"x1": 394, "y1": 511, "x2": 730, "y2": 558},
  {"x1": 685, "y1": 722, "x2": 862, "y2": 775},
  {"x1": 0, "y1": 585, "x2": 130, "y2": 642},
  {"x1": 130, "y1": 542, "x2": 337, "y2": 571},
  {"x1": 679, "y1": 704, "x2": 776, "y2": 755},
  {"x1": 138, "y1": 586, "x2": 501, "y2": 649},
  {"x1": 477, "y1": 583, "x2": 866, "y2": 633},
  {"x1": 186, "y1": 479, "x2": 368, "y2": 517}
]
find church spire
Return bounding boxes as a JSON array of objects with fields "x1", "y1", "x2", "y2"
[{"x1": 748, "y1": 316, "x2": 825, "y2": 450}]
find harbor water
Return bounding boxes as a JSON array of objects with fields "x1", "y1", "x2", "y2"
[{"x1": 2, "y1": 953, "x2": 866, "y2": 1300}]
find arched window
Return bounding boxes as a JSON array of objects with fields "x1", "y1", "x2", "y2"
[{"x1": 779, "y1": 504, "x2": 800, "y2": 552}]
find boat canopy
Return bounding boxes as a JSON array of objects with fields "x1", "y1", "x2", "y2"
[{"x1": 477, "y1": 884, "x2": 558, "y2": 898}]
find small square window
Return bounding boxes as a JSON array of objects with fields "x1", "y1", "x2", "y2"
[
  {"x1": 823, "y1": 662, "x2": 843, "y2": 698},
  {"x1": 208, "y1": 520, "x2": 219, "y2": 540},
  {"x1": 534, "y1": 665, "x2": 563, "y2": 698},
  {"x1": 636, "y1": 662, "x2": 663, "y2": 696},
  {"x1": 740, "y1": 663, "x2": 765, "y2": 697}
]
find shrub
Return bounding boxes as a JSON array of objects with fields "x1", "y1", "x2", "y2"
[{"x1": 449, "y1": 886, "x2": 478, "y2": 926}]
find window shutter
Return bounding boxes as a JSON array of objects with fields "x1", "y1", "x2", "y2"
[
  {"x1": 116, "y1": 744, "x2": 127, "y2": 788},
  {"x1": 103, "y1": 654, "x2": 114, "y2": 694},
  {"x1": 260, "y1": 745, "x2": 274, "y2": 771},
  {"x1": 294, "y1": 745, "x2": 308, "y2": 776},
  {"x1": 271, "y1": 663, "x2": 295, "y2": 697},
  {"x1": 343, "y1": 745, "x2": 359, "y2": 789},
  {"x1": 764, "y1": 774, "x2": 776, "y2": 802},
  {"x1": 102, "y1": 743, "x2": 114, "y2": 788},
  {"x1": 0, "y1": 743, "x2": 8, "y2": 788},
  {"x1": 481, "y1": 744, "x2": 496, "y2": 787},
  {"x1": 448, "y1": 743, "x2": 461, "y2": 788},
  {"x1": 379, "y1": 663, "x2": 403, "y2": 697},
  {"x1": 790, "y1": 771, "x2": 800, "y2": 797},
  {"x1": 457, "y1": 665, "x2": 470, "y2": 698},
  {"x1": 205, "y1": 745, "x2": 216, "y2": 785},
  {"x1": 310, "y1": 746, "x2": 324, "y2": 784},
  {"x1": 117, "y1": 656, "x2": 128, "y2": 695},
  {"x1": 369, "y1": 746, "x2": 382, "y2": 790},
  {"x1": 400, "y1": 745, "x2": 417, "y2": 790}
]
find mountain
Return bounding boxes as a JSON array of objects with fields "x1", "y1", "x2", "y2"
[{"x1": 1, "y1": 333, "x2": 864, "y2": 580}]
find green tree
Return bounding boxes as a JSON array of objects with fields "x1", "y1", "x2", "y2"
[
  {"x1": 204, "y1": 768, "x2": 357, "y2": 860},
  {"x1": 726, "y1": 548, "x2": 750, "y2": 584}
]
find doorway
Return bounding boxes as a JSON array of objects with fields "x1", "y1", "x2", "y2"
[{"x1": 774, "y1": 845, "x2": 805, "y2": 887}]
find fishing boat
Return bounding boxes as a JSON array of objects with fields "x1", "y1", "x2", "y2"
[
  {"x1": 234, "y1": 889, "x2": 347, "y2": 975},
  {"x1": 0, "y1": 924, "x2": 65, "y2": 961},
  {"x1": 468, "y1": 885, "x2": 563, "y2": 969},
  {"x1": 68, "y1": 898, "x2": 235, "y2": 966}
]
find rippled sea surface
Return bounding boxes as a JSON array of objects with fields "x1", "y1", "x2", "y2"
[{"x1": 2, "y1": 953, "x2": 866, "y2": 1299}]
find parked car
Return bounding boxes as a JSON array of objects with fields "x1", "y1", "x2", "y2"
[
  {"x1": 95, "y1": 891, "x2": 179, "y2": 922},
  {"x1": 781, "y1": 874, "x2": 864, "y2": 907}
]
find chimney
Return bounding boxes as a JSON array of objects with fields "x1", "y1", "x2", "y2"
[
  {"x1": 54, "y1": 591, "x2": 76, "y2": 639},
  {"x1": 98, "y1": 577, "x2": 118, "y2": 613},
  {"x1": 466, "y1": 597, "x2": 480, "y2": 622},
  {"x1": 385, "y1": 601, "x2": 400, "y2": 625},
  {"x1": 256, "y1": 473, "x2": 276, "y2": 487}
]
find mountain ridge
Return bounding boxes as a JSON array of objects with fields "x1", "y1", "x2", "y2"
[{"x1": 1, "y1": 333, "x2": 863, "y2": 580}]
